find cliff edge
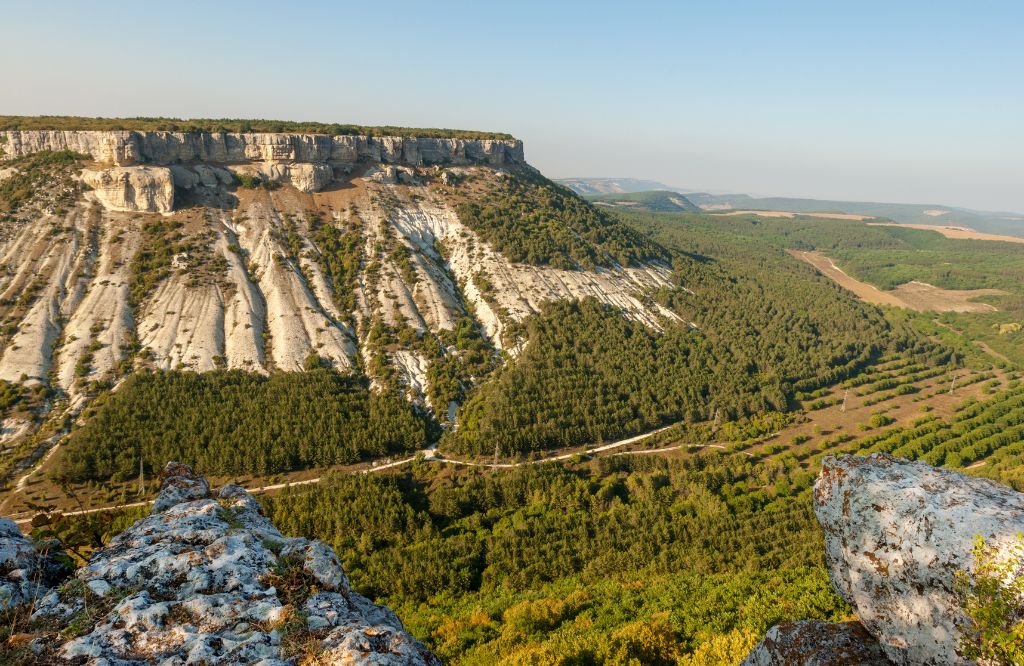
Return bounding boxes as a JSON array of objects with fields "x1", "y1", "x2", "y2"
[
  {"x1": 0, "y1": 129, "x2": 524, "y2": 169},
  {"x1": 2, "y1": 462, "x2": 439, "y2": 665}
]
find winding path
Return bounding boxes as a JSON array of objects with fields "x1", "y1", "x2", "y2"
[{"x1": 3, "y1": 424, "x2": 678, "y2": 525}]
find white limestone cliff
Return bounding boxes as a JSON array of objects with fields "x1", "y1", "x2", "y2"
[
  {"x1": 82, "y1": 166, "x2": 175, "y2": 213},
  {"x1": 0, "y1": 129, "x2": 524, "y2": 167}
]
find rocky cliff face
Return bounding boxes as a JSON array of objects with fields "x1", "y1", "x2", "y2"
[
  {"x1": 5, "y1": 462, "x2": 439, "y2": 665},
  {"x1": 81, "y1": 166, "x2": 175, "y2": 213},
  {"x1": 0, "y1": 130, "x2": 524, "y2": 168},
  {"x1": 743, "y1": 453, "x2": 1024, "y2": 665},
  {"x1": 0, "y1": 130, "x2": 678, "y2": 423}
]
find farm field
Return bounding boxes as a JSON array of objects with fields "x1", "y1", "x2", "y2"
[
  {"x1": 866, "y1": 222, "x2": 1024, "y2": 244},
  {"x1": 791, "y1": 250, "x2": 1006, "y2": 313},
  {"x1": 712, "y1": 210, "x2": 875, "y2": 221}
]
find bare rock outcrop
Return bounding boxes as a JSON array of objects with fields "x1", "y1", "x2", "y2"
[
  {"x1": 0, "y1": 519, "x2": 69, "y2": 611},
  {"x1": 82, "y1": 165, "x2": 175, "y2": 212},
  {"x1": 740, "y1": 621, "x2": 892, "y2": 665},
  {"x1": 0, "y1": 129, "x2": 524, "y2": 167},
  {"x1": 228, "y1": 161, "x2": 335, "y2": 193},
  {"x1": 746, "y1": 454, "x2": 1024, "y2": 665},
  {"x1": 813, "y1": 453, "x2": 1024, "y2": 664},
  {"x1": 30, "y1": 462, "x2": 440, "y2": 665}
]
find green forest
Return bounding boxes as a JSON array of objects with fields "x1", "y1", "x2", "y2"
[
  {"x1": 456, "y1": 170, "x2": 670, "y2": 270},
  {"x1": 262, "y1": 453, "x2": 844, "y2": 664},
  {"x1": 21, "y1": 184, "x2": 1024, "y2": 665},
  {"x1": 57, "y1": 192, "x2": 961, "y2": 478},
  {"x1": 445, "y1": 208, "x2": 938, "y2": 456},
  {"x1": 645, "y1": 211, "x2": 1024, "y2": 366},
  {"x1": 60, "y1": 369, "x2": 429, "y2": 481}
]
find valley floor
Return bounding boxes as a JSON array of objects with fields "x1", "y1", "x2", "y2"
[
  {"x1": 1, "y1": 350, "x2": 1009, "y2": 522},
  {"x1": 790, "y1": 250, "x2": 1005, "y2": 313}
]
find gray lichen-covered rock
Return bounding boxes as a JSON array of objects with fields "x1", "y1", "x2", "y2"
[
  {"x1": 82, "y1": 165, "x2": 175, "y2": 212},
  {"x1": 814, "y1": 453, "x2": 1024, "y2": 665},
  {"x1": 33, "y1": 462, "x2": 440, "y2": 665},
  {"x1": 740, "y1": 621, "x2": 892, "y2": 665},
  {"x1": 0, "y1": 519, "x2": 69, "y2": 610}
]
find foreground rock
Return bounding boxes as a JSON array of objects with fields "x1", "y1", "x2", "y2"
[
  {"x1": 813, "y1": 453, "x2": 1024, "y2": 664},
  {"x1": 740, "y1": 621, "x2": 892, "y2": 665},
  {"x1": 0, "y1": 519, "x2": 69, "y2": 610},
  {"x1": 82, "y1": 165, "x2": 175, "y2": 212},
  {"x1": 31, "y1": 462, "x2": 439, "y2": 665}
]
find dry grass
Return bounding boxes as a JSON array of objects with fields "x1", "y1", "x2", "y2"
[{"x1": 790, "y1": 250, "x2": 1006, "y2": 313}]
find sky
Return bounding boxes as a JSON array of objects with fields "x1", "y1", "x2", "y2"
[{"x1": 2, "y1": 1, "x2": 1021, "y2": 212}]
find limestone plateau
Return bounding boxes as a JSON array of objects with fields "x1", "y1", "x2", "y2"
[
  {"x1": 0, "y1": 129, "x2": 678, "y2": 421},
  {"x1": 743, "y1": 453, "x2": 1024, "y2": 665},
  {"x1": 0, "y1": 462, "x2": 440, "y2": 664}
]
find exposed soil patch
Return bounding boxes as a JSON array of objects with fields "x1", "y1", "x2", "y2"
[
  {"x1": 790, "y1": 250, "x2": 905, "y2": 308},
  {"x1": 890, "y1": 281, "x2": 1004, "y2": 313},
  {"x1": 712, "y1": 210, "x2": 875, "y2": 221},
  {"x1": 866, "y1": 222, "x2": 1024, "y2": 245},
  {"x1": 790, "y1": 250, "x2": 1006, "y2": 313}
]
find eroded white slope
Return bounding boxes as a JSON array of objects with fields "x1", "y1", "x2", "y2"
[
  {"x1": 0, "y1": 210, "x2": 88, "y2": 383},
  {"x1": 233, "y1": 198, "x2": 356, "y2": 372},
  {"x1": 216, "y1": 232, "x2": 267, "y2": 373},
  {"x1": 0, "y1": 164, "x2": 690, "y2": 429},
  {"x1": 377, "y1": 184, "x2": 683, "y2": 349},
  {"x1": 138, "y1": 274, "x2": 225, "y2": 372},
  {"x1": 54, "y1": 217, "x2": 138, "y2": 404}
]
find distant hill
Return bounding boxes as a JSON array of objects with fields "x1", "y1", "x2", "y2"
[
  {"x1": 687, "y1": 192, "x2": 1024, "y2": 238},
  {"x1": 558, "y1": 178, "x2": 1024, "y2": 239},
  {"x1": 587, "y1": 190, "x2": 701, "y2": 212},
  {"x1": 556, "y1": 177, "x2": 677, "y2": 195}
]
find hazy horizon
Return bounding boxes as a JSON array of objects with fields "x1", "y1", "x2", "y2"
[{"x1": 2, "y1": 0, "x2": 1021, "y2": 213}]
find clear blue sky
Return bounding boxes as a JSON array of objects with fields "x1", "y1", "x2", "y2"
[{"x1": 2, "y1": 0, "x2": 1021, "y2": 212}]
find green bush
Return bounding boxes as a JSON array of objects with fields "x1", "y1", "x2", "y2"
[{"x1": 955, "y1": 535, "x2": 1024, "y2": 665}]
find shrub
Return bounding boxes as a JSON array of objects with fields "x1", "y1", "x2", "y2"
[{"x1": 955, "y1": 534, "x2": 1024, "y2": 665}]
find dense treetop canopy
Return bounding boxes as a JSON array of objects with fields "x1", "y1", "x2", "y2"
[{"x1": 0, "y1": 115, "x2": 516, "y2": 140}]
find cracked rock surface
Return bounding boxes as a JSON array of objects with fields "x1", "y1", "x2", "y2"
[
  {"x1": 0, "y1": 518, "x2": 69, "y2": 611},
  {"x1": 740, "y1": 620, "x2": 892, "y2": 665},
  {"x1": 742, "y1": 454, "x2": 1024, "y2": 665},
  {"x1": 32, "y1": 462, "x2": 440, "y2": 665}
]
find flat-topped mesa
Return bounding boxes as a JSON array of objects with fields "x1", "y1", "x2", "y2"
[{"x1": 0, "y1": 129, "x2": 525, "y2": 168}]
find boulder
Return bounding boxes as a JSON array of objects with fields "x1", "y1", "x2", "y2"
[
  {"x1": 0, "y1": 519, "x2": 70, "y2": 610},
  {"x1": 281, "y1": 162, "x2": 334, "y2": 193},
  {"x1": 814, "y1": 453, "x2": 1024, "y2": 665},
  {"x1": 228, "y1": 162, "x2": 334, "y2": 193},
  {"x1": 171, "y1": 164, "x2": 238, "y2": 190},
  {"x1": 33, "y1": 462, "x2": 440, "y2": 665},
  {"x1": 82, "y1": 165, "x2": 175, "y2": 212},
  {"x1": 368, "y1": 165, "x2": 399, "y2": 184},
  {"x1": 169, "y1": 164, "x2": 200, "y2": 189},
  {"x1": 740, "y1": 621, "x2": 892, "y2": 665}
]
